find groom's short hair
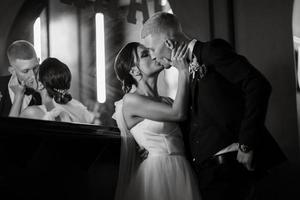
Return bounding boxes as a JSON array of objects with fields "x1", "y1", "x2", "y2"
[
  {"x1": 141, "y1": 12, "x2": 182, "y2": 39},
  {"x1": 7, "y1": 40, "x2": 37, "y2": 63}
]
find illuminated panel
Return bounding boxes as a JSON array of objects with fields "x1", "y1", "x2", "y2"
[
  {"x1": 95, "y1": 13, "x2": 106, "y2": 103},
  {"x1": 33, "y1": 17, "x2": 41, "y2": 61}
]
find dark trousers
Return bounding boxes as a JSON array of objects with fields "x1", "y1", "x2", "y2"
[{"x1": 193, "y1": 152, "x2": 258, "y2": 200}]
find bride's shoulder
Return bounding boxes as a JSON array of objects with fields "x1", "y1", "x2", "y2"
[
  {"x1": 123, "y1": 93, "x2": 146, "y2": 105},
  {"x1": 20, "y1": 105, "x2": 45, "y2": 119}
]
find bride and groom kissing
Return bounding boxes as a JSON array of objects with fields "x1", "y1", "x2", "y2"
[{"x1": 112, "y1": 11, "x2": 286, "y2": 200}]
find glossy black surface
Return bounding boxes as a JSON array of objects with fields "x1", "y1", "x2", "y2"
[
  {"x1": 0, "y1": 117, "x2": 121, "y2": 200},
  {"x1": 0, "y1": 117, "x2": 120, "y2": 136}
]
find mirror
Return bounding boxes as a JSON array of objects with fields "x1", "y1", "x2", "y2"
[
  {"x1": 293, "y1": 0, "x2": 300, "y2": 130},
  {"x1": 294, "y1": 0, "x2": 300, "y2": 91},
  {"x1": 0, "y1": 0, "x2": 175, "y2": 127}
]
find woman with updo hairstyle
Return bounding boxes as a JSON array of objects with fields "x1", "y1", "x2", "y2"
[
  {"x1": 113, "y1": 42, "x2": 201, "y2": 200},
  {"x1": 38, "y1": 57, "x2": 72, "y2": 104},
  {"x1": 18, "y1": 57, "x2": 94, "y2": 123}
]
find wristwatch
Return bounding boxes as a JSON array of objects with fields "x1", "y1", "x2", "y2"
[{"x1": 238, "y1": 144, "x2": 251, "y2": 153}]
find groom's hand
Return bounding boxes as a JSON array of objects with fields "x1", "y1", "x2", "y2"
[
  {"x1": 137, "y1": 146, "x2": 149, "y2": 161},
  {"x1": 237, "y1": 150, "x2": 255, "y2": 171}
]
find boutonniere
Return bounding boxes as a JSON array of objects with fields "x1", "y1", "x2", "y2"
[{"x1": 189, "y1": 56, "x2": 207, "y2": 80}]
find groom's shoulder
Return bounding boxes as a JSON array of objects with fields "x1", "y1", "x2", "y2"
[
  {"x1": 200, "y1": 38, "x2": 235, "y2": 61},
  {"x1": 205, "y1": 38, "x2": 233, "y2": 50},
  {"x1": 0, "y1": 75, "x2": 11, "y2": 90}
]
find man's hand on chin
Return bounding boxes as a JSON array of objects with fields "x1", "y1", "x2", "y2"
[{"x1": 237, "y1": 149, "x2": 255, "y2": 171}]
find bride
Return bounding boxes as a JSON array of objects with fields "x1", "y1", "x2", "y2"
[
  {"x1": 9, "y1": 57, "x2": 94, "y2": 123},
  {"x1": 113, "y1": 41, "x2": 201, "y2": 200}
]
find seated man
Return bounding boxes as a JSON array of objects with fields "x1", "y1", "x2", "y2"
[{"x1": 0, "y1": 40, "x2": 41, "y2": 117}]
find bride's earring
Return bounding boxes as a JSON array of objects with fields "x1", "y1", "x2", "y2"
[
  {"x1": 38, "y1": 81, "x2": 45, "y2": 91},
  {"x1": 130, "y1": 67, "x2": 142, "y2": 78}
]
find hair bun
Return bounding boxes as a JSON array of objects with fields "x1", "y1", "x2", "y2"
[{"x1": 53, "y1": 89, "x2": 72, "y2": 104}]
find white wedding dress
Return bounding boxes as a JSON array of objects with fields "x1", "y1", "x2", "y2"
[
  {"x1": 113, "y1": 99, "x2": 201, "y2": 200},
  {"x1": 38, "y1": 99, "x2": 94, "y2": 123}
]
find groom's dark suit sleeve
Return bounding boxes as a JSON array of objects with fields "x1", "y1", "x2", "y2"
[
  {"x1": 203, "y1": 39, "x2": 272, "y2": 149},
  {"x1": 0, "y1": 75, "x2": 12, "y2": 117}
]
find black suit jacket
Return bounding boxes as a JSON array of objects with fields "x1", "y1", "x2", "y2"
[
  {"x1": 184, "y1": 39, "x2": 286, "y2": 171},
  {"x1": 0, "y1": 75, "x2": 41, "y2": 117}
]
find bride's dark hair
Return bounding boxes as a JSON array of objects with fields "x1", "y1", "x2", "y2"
[
  {"x1": 114, "y1": 42, "x2": 140, "y2": 93},
  {"x1": 38, "y1": 57, "x2": 72, "y2": 104}
]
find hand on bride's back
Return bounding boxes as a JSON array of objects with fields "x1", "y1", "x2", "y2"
[{"x1": 137, "y1": 146, "x2": 149, "y2": 161}]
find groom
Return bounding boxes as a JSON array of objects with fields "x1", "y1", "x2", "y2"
[
  {"x1": 0, "y1": 40, "x2": 41, "y2": 117},
  {"x1": 141, "y1": 12, "x2": 286, "y2": 200}
]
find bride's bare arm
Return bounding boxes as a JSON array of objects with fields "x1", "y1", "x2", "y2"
[
  {"x1": 20, "y1": 106, "x2": 44, "y2": 120},
  {"x1": 124, "y1": 43, "x2": 189, "y2": 122},
  {"x1": 9, "y1": 83, "x2": 25, "y2": 117}
]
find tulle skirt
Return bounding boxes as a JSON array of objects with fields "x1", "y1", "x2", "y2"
[{"x1": 125, "y1": 154, "x2": 201, "y2": 200}]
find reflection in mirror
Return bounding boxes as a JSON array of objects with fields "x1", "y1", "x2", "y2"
[
  {"x1": 0, "y1": 0, "x2": 174, "y2": 127},
  {"x1": 293, "y1": 1, "x2": 300, "y2": 145},
  {"x1": 294, "y1": 0, "x2": 300, "y2": 91}
]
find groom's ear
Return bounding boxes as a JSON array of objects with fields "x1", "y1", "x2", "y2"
[{"x1": 8, "y1": 66, "x2": 15, "y2": 75}]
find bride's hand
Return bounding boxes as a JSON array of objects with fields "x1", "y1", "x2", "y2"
[
  {"x1": 170, "y1": 42, "x2": 189, "y2": 71},
  {"x1": 10, "y1": 81, "x2": 25, "y2": 98}
]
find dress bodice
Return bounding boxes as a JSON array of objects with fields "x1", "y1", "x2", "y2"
[{"x1": 130, "y1": 119, "x2": 185, "y2": 156}]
